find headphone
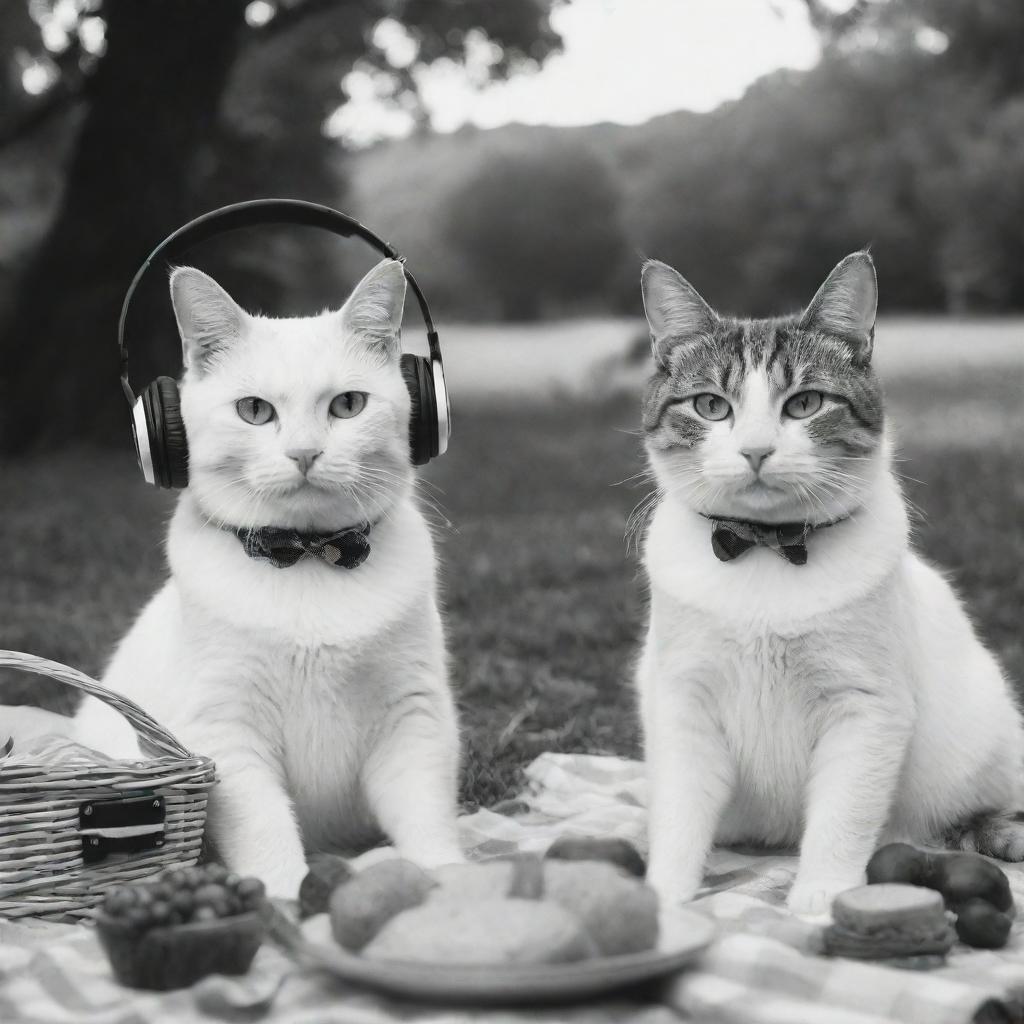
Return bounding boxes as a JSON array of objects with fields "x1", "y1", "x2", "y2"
[{"x1": 118, "y1": 198, "x2": 451, "y2": 488}]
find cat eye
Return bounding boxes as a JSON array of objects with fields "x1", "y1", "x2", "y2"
[
  {"x1": 783, "y1": 390, "x2": 824, "y2": 419},
  {"x1": 236, "y1": 397, "x2": 276, "y2": 425},
  {"x1": 329, "y1": 392, "x2": 367, "y2": 419},
  {"x1": 692, "y1": 393, "x2": 731, "y2": 421}
]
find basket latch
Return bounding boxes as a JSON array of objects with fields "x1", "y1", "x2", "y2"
[{"x1": 79, "y1": 794, "x2": 167, "y2": 863}]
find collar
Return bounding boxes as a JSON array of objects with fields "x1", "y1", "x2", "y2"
[
  {"x1": 223, "y1": 520, "x2": 376, "y2": 570},
  {"x1": 698, "y1": 512, "x2": 851, "y2": 566}
]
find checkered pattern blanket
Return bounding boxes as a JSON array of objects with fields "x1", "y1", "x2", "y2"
[{"x1": 2, "y1": 753, "x2": 1023, "y2": 1024}]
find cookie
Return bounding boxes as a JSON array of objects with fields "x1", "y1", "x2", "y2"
[{"x1": 825, "y1": 884, "x2": 954, "y2": 960}]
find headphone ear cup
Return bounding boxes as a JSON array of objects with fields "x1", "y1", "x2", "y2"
[
  {"x1": 400, "y1": 354, "x2": 438, "y2": 466},
  {"x1": 143, "y1": 376, "x2": 189, "y2": 489}
]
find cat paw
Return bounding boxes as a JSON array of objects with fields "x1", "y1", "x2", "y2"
[
  {"x1": 786, "y1": 877, "x2": 856, "y2": 918},
  {"x1": 961, "y1": 814, "x2": 1024, "y2": 862},
  {"x1": 647, "y1": 866, "x2": 701, "y2": 906}
]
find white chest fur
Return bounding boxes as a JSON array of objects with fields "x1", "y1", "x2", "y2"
[
  {"x1": 643, "y1": 465, "x2": 909, "y2": 635},
  {"x1": 168, "y1": 494, "x2": 436, "y2": 645}
]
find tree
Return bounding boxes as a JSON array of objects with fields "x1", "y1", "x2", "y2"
[
  {"x1": 0, "y1": 0, "x2": 565, "y2": 453},
  {"x1": 801, "y1": 0, "x2": 1024, "y2": 99},
  {"x1": 445, "y1": 137, "x2": 626, "y2": 320},
  {"x1": 794, "y1": 0, "x2": 1024, "y2": 310},
  {"x1": 631, "y1": 56, "x2": 951, "y2": 315},
  {"x1": 920, "y1": 98, "x2": 1024, "y2": 309},
  {"x1": 1, "y1": 0, "x2": 249, "y2": 457}
]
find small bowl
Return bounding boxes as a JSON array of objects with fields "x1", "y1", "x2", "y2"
[{"x1": 96, "y1": 909, "x2": 267, "y2": 990}]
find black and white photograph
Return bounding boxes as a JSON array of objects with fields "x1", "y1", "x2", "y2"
[{"x1": 1, "y1": 0, "x2": 1023, "y2": 1020}]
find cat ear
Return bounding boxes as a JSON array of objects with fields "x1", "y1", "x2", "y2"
[
  {"x1": 169, "y1": 267, "x2": 245, "y2": 373},
  {"x1": 339, "y1": 258, "x2": 407, "y2": 358},
  {"x1": 800, "y1": 251, "x2": 877, "y2": 362},
  {"x1": 641, "y1": 259, "x2": 718, "y2": 365}
]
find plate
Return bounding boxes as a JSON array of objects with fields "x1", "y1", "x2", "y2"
[{"x1": 286, "y1": 905, "x2": 715, "y2": 1006}]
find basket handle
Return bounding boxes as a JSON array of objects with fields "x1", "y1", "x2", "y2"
[{"x1": 0, "y1": 651, "x2": 192, "y2": 760}]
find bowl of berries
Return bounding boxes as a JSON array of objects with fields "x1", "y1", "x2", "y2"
[{"x1": 95, "y1": 864, "x2": 268, "y2": 990}]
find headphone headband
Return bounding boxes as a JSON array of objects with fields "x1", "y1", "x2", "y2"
[{"x1": 117, "y1": 198, "x2": 441, "y2": 406}]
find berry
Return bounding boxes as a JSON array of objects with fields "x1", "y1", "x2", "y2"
[
  {"x1": 181, "y1": 867, "x2": 205, "y2": 888},
  {"x1": 125, "y1": 907, "x2": 152, "y2": 930},
  {"x1": 149, "y1": 901, "x2": 171, "y2": 926},
  {"x1": 104, "y1": 888, "x2": 135, "y2": 915},
  {"x1": 100, "y1": 865, "x2": 269, "y2": 934},
  {"x1": 208, "y1": 897, "x2": 232, "y2": 919},
  {"x1": 866, "y1": 843, "x2": 931, "y2": 887},
  {"x1": 956, "y1": 898, "x2": 1012, "y2": 948},
  {"x1": 194, "y1": 883, "x2": 226, "y2": 906},
  {"x1": 236, "y1": 877, "x2": 266, "y2": 901},
  {"x1": 171, "y1": 891, "x2": 194, "y2": 915}
]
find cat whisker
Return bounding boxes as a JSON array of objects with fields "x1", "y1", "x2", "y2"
[
  {"x1": 613, "y1": 468, "x2": 657, "y2": 488},
  {"x1": 357, "y1": 466, "x2": 453, "y2": 530},
  {"x1": 626, "y1": 487, "x2": 665, "y2": 546}
]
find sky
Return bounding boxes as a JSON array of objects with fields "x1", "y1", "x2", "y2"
[{"x1": 330, "y1": 0, "x2": 825, "y2": 147}]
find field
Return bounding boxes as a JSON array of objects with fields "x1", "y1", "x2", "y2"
[{"x1": 1, "y1": 317, "x2": 1023, "y2": 810}]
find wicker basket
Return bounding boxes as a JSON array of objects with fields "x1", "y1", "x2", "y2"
[{"x1": 0, "y1": 651, "x2": 217, "y2": 921}]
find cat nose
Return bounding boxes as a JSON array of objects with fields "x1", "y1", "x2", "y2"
[
  {"x1": 741, "y1": 446, "x2": 775, "y2": 471},
  {"x1": 286, "y1": 448, "x2": 322, "y2": 475}
]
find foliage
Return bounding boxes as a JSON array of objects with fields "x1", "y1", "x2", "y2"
[
  {"x1": 347, "y1": 0, "x2": 1024, "y2": 317},
  {"x1": 443, "y1": 138, "x2": 627, "y2": 320},
  {"x1": 808, "y1": 0, "x2": 1024, "y2": 97},
  {"x1": 915, "y1": 95, "x2": 1024, "y2": 311}
]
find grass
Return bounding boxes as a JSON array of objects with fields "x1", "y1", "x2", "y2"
[{"x1": 2, "y1": 360, "x2": 1023, "y2": 811}]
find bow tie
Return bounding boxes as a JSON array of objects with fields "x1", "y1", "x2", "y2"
[
  {"x1": 703, "y1": 514, "x2": 848, "y2": 566},
  {"x1": 233, "y1": 523, "x2": 372, "y2": 570}
]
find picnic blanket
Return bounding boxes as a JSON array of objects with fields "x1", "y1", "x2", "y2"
[{"x1": 2, "y1": 752, "x2": 1024, "y2": 1024}]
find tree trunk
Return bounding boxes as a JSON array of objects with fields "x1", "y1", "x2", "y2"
[{"x1": 0, "y1": 0, "x2": 247, "y2": 454}]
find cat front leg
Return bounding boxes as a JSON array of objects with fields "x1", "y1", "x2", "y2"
[
  {"x1": 789, "y1": 695, "x2": 913, "y2": 916},
  {"x1": 204, "y1": 741, "x2": 309, "y2": 900},
  {"x1": 362, "y1": 693, "x2": 463, "y2": 868},
  {"x1": 642, "y1": 654, "x2": 734, "y2": 905}
]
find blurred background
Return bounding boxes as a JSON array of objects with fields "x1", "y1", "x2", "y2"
[{"x1": 1, "y1": 0, "x2": 1022, "y2": 806}]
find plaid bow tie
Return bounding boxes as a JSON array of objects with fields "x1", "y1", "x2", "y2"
[
  {"x1": 234, "y1": 523, "x2": 371, "y2": 570},
  {"x1": 703, "y1": 514, "x2": 850, "y2": 565},
  {"x1": 708, "y1": 518, "x2": 811, "y2": 565}
]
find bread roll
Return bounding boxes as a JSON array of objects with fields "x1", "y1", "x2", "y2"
[
  {"x1": 543, "y1": 861, "x2": 659, "y2": 955},
  {"x1": 329, "y1": 859, "x2": 436, "y2": 951},
  {"x1": 365, "y1": 898, "x2": 599, "y2": 965}
]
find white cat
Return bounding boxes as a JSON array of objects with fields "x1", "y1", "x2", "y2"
[
  {"x1": 75, "y1": 259, "x2": 463, "y2": 898},
  {"x1": 635, "y1": 251, "x2": 1024, "y2": 916}
]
